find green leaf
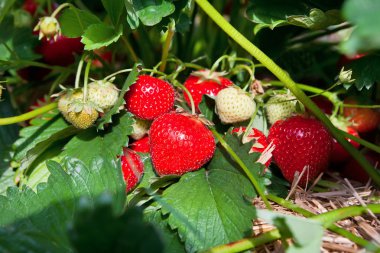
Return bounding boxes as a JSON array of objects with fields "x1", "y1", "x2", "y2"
[
  {"x1": 161, "y1": 168, "x2": 256, "y2": 252},
  {"x1": 0, "y1": 0, "x2": 16, "y2": 24},
  {"x1": 13, "y1": 110, "x2": 69, "y2": 162},
  {"x1": 348, "y1": 55, "x2": 380, "y2": 90},
  {"x1": 341, "y1": 0, "x2": 380, "y2": 54},
  {"x1": 157, "y1": 133, "x2": 272, "y2": 252},
  {"x1": 287, "y1": 9, "x2": 341, "y2": 30},
  {"x1": 59, "y1": 7, "x2": 101, "y2": 38},
  {"x1": 68, "y1": 195, "x2": 164, "y2": 253},
  {"x1": 82, "y1": 23, "x2": 123, "y2": 51},
  {"x1": 144, "y1": 207, "x2": 186, "y2": 253},
  {"x1": 124, "y1": 0, "x2": 140, "y2": 29},
  {"x1": 0, "y1": 155, "x2": 126, "y2": 252},
  {"x1": 257, "y1": 209, "x2": 324, "y2": 253},
  {"x1": 63, "y1": 112, "x2": 133, "y2": 167},
  {"x1": 133, "y1": 0, "x2": 175, "y2": 26},
  {"x1": 97, "y1": 64, "x2": 139, "y2": 130},
  {"x1": 102, "y1": 0, "x2": 124, "y2": 26}
]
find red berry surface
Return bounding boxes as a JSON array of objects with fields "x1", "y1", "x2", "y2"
[
  {"x1": 149, "y1": 112, "x2": 216, "y2": 176},
  {"x1": 183, "y1": 73, "x2": 232, "y2": 111},
  {"x1": 232, "y1": 126, "x2": 272, "y2": 167},
  {"x1": 311, "y1": 96, "x2": 333, "y2": 115},
  {"x1": 121, "y1": 148, "x2": 144, "y2": 192},
  {"x1": 268, "y1": 115, "x2": 333, "y2": 186},
  {"x1": 22, "y1": 0, "x2": 38, "y2": 15},
  {"x1": 124, "y1": 75, "x2": 175, "y2": 120},
  {"x1": 341, "y1": 151, "x2": 380, "y2": 184},
  {"x1": 331, "y1": 126, "x2": 360, "y2": 164},
  {"x1": 343, "y1": 97, "x2": 380, "y2": 133},
  {"x1": 130, "y1": 136, "x2": 150, "y2": 153},
  {"x1": 36, "y1": 36, "x2": 84, "y2": 66}
]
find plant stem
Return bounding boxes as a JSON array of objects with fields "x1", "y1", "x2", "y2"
[
  {"x1": 0, "y1": 103, "x2": 58, "y2": 125},
  {"x1": 211, "y1": 129, "x2": 272, "y2": 210},
  {"x1": 343, "y1": 104, "x2": 380, "y2": 109},
  {"x1": 159, "y1": 20, "x2": 175, "y2": 73},
  {"x1": 122, "y1": 35, "x2": 139, "y2": 62},
  {"x1": 104, "y1": 68, "x2": 133, "y2": 81},
  {"x1": 202, "y1": 229, "x2": 281, "y2": 253},
  {"x1": 49, "y1": 70, "x2": 71, "y2": 96},
  {"x1": 51, "y1": 3, "x2": 72, "y2": 18},
  {"x1": 83, "y1": 61, "x2": 91, "y2": 102},
  {"x1": 75, "y1": 55, "x2": 85, "y2": 89},
  {"x1": 339, "y1": 129, "x2": 380, "y2": 154},
  {"x1": 172, "y1": 80, "x2": 196, "y2": 115},
  {"x1": 195, "y1": 0, "x2": 380, "y2": 187}
]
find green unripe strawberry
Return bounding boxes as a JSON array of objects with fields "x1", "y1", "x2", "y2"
[
  {"x1": 88, "y1": 80, "x2": 119, "y2": 111},
  {"x1": 215, "y1": 86, "x2": 256, "y2": 124},
  {"x1": 265, "y1": 93, "x2": 298, "y2": 125},
  {"x1": 131, "y1": 118, "x2": 151, "y2": 140},
  {"x1": 66, "y1": 106, "x2": 99, "y2": 129},
  {"x1": 58, "y1": 89, "x2": 83, "y2": 119}
]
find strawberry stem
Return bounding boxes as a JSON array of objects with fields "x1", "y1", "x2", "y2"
[
  {"x1": 83, "y1": 60, "x2": 91, "y2": 102},
  {"x1": 104, "y1": 68, "x2": 133, "y2": 81},
  {"x1": 0, "y1": 102, "x2": 58, "y2": 125},
  {"x1": 172, "y1": 79, "x2": 196, "y2": 115},
  {"x1": 338, "y1": 129, "x2": 380, "y2": 154},
  {"x1": 194, "y1": 0, "x2": 380, "y2": 186},
  {"x1": 51, "y1": 3, "x2": 72, "y2": 18},
  {"x1": 211, "y1": 129, "x2": 272, "y2": 210},
  {"x1": 121, "y1": 36, "x2": 139, "y2": 63},
  {"x1": 75, "y1": 55, "x2": 85, "y2": 89},
  {"x1": 342, "y1": 103, "x2": 380, "y2": 109},
  {"x1": 159, "y1": 19, "x2": 175, "y2": 73}
]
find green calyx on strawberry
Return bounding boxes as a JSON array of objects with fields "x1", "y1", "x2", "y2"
[
  {"x1": 121, "y1": 148, "x2": 144, "y2": 192},
  {"x1": 232, "y1": 126, "x2": 273, "y2": 167},
  {"x1": 265, "y1": 93, "x2": 299, "y2": 125},
  {"x1": 87, "y1": 79, "x2": 119, "y2": 112},
  {"x1": 57, "y1": 89, "x2": 101, "y2": 129},
  {"x1": 215, "y1": 86, "x2": 256, "y2": 124},
  {"x1": 124, "y1": 75, "x2": 175, "y2": 120},
  {"x1": 183, "y1": 70, "x2": 233, "y2": 112},
  {"x1": 131, "y1": 118, "x2": 151, "y2": 140},
  {"x1": 149, "y1": 111, "x2": 216, "y2": 176},
  {"x1": 329, "y1": 116, "x2": 360, "y2": 164},
  {"x1": 34, "y1": 16, "x2": 60, "y2": 40},
  {"x1": 268, "y1": 115, "x2": 333, "y2": 186}
]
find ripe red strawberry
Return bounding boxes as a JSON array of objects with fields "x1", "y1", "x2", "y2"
[
  {"x1": 330, "y1": 122, "x2": 360, "y2": 164},
  {"x1": 130, "y1": 136, "x2": 150, "y2": 153},
  {"x1": 183, "y1": 70, "x2": 233, "y2": 111},
  {"x1": 36, "y1": 35, "x2": 84, "y2": 66},
  {"x1": 124, "y1": 75, "x2": 175, "y2": 120},
  {"x1": 22, "y1": 0, "x2": 38, "y2": 16},
  {"x1": 232, "y1": 126, "x2": 272, "y2": 167},
  {"x1": 343, "y1": 97, "x2": 380, "y2": 133},
  {"x1": 121, "y1": 148, "x2": 144, "y2": 192},
  {"x1": 341, "y1": 150, "x2": 380, "y2": 183},
  {"x1": 311, "y1": 96, "x2": 333, "y2": 115},
  {"x1": 268, "y1": 115, "x2": 333, "y2": 186},
  {"x1": 92, "y1": 48, "x2": 112, "y2": 68},
  {"x1": 149, "y1": 112, "x2": 215, "y2": 176}
]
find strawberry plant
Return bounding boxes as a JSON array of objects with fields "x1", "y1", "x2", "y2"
[{"x1": 1, "y1": 0, "x2": 380, "y2": 252}]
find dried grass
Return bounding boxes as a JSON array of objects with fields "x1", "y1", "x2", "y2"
[{"x1": 252, "y1": 172, "x2": 380, "y2": 252}]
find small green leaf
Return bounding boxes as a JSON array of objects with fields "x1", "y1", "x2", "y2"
[
  {"x1": 102, "y1": 0, "x2": 124, "y2": 26},
  {"x1": 287, "y1": 9, "x2": 341, "y2": 30},
  {"x1": 125, "y1": 0, "x2": 140, "y2": 29},
  {"x1": 63, "y1": 112, "x2": 134, "y2": 167},
  {"x1": 82, "y1": 23, "x2": 122, "y2": 51},
  {"x1": 348, "y1": 55, "x2": 380, "y2": 90},
  {"x1": 0, "y1": 0, "x2": 16, "y2": 24},
  {"x1": 59, "y1": 7, "x2": 101, "y2": 38},
  {"x1": 341, "y1": 0, "x2": 380, "y2": 54},
  {"x1": 133, "y1": 0, "x2": 175, "y2": 26},
  {"x1": 257, "y1": 209, "x2": 324, "y2": 253}
]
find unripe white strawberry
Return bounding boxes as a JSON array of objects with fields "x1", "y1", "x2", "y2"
[
  {"x1": 88, "y1": 80, "x2": 119, "y2": 111},
  {"x1": 215, "y1": 86, "x2": 256, "y2": 124},
  {"x1": 131, "y1": 118, "x2": 151, "y2": 140},
  {"x1": 58, "y1": 89, "x2": 100, "y2": 129},
  {"x1": 265, "y1": 93, "x2": 298, "y2": 125}
]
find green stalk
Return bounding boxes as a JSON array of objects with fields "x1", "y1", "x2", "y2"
[
  {"x1": 82, "y1": 61, "x2": 91, "y2": 102},
  {"x1": 339, "y1": 129, "x2": 380, "y2": 154},
  {"x1": 122, "y1": 35, "x2": 139, "y2": 62},
  {"x1": 75, "y1": 55, "x2": 85, "y2": 89},
  {"x1": 211, "y1": 129, "x2": 272, "y2": 210},
  {"x1": 159, "y1": 20, "x2": 175, "y2": 73},
  {"x1": 51, "y1": 3, "x2": 72, "y2": 18},
  {"x1": 202, "y1": 229, "x2": 281, "y2": 253},
  {"x1": 195, "y1": 0, "x2": 380, "y2": 187},
  {"x1": 0, "y1": 103, "x2": 58, "y2": 125}
]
